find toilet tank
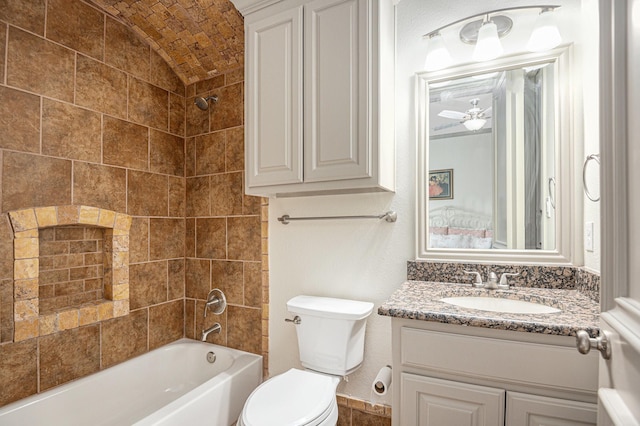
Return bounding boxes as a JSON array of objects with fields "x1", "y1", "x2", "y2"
[{"x1": 287, "y1": 295, "x2": 374, "y2": 376}]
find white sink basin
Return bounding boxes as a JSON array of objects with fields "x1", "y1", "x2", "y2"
[{"x1": 439, "y1": 296, "x2": 561, "y2": 314}]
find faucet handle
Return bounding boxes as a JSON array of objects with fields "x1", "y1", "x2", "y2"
[
  {"x1": 464, "y1": 270, "x2": 483, "y2": 287},
  {"x1": 204, "y1": 288, "x2": 227, "y2": 317},
  {"x1": 498, "y1": 272, "x2": 520, "y2": 289}
]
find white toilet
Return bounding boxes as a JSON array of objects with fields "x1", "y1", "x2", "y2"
[{"x1": 238, "y1": 295, "x2": 374, "y2": 426}]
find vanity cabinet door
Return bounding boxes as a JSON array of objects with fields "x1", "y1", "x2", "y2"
[
  {"x1": 401, "y1": 373, "x2": 505, "y2": 426},
  {"x1": 506, "y1": 392, "x2": 597, "y2": 426}
]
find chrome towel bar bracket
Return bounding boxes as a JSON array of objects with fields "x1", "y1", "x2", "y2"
[{"x1": 278, "y1": 210, "x2": 397, "y2": 225}]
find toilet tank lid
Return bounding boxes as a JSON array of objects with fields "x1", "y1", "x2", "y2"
[{"x1": 287, "y1": 295, "x2": 374, "y2": 320}]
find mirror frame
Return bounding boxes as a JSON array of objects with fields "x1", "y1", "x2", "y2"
[{"x1": 416, "y1": 46, "x2": 581, "y2": 265}]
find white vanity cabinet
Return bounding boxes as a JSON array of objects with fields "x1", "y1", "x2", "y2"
[
  {"x1": 392, "y1": 319, "x2": 598, "y2": 426},
  {"x1": 240, "y1": 0, "x2": 395, "y2": 197}
]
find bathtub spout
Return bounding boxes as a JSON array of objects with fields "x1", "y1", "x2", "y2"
[{"x1": 201, "y1": 323, "x2": 221, "y2": 341}]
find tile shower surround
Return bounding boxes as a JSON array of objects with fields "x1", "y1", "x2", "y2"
[
  {"x1": 0, "y1": 0, "x2": 266, "y2": 408},
  {"x1": 0, "y1": 2, "x2": 390, "y2": 423}
]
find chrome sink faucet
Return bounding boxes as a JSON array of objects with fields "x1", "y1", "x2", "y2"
[{"x1": 464, "y1": 271, "x2": 520, "y2": 290}]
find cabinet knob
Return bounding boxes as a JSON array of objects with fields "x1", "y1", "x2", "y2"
[{"x1": 575, "y1": 329, "x2": 611, "y2": 360}]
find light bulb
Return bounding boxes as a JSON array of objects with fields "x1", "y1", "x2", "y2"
[
  {"x1": 473, "y1": 20, "x2": 503, "y2": 62},
  {"x1": 463, "y1": 118, "x2": 487, "y2": 131},
  {"x1": 424, "y1": 33, "x2": 453, "y2": 71},
  {"x1": 527, "y1": 8, "x2": 562, "y2": 52}
]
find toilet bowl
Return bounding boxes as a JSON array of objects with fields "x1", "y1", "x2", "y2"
[
  {"x1": 238, "y1": 295, "x2": 374, "y2": 426},
  {"x1": 238, "y1": 369, "x2": 340, "y2": 426}
]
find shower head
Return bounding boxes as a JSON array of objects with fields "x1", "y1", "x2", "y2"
[{"x1": 194, "y1": 95, "x2": 218, "y2": 111}]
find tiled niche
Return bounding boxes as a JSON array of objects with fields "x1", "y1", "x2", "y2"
[
  {"x1": 39, "y1": 226, "x2": 106, "y2": 314},
  {"x1": 9, "y1": 205, "x2": 131, "y2": 342}
]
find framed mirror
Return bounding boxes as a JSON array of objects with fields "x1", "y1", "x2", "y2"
[{"x1": 416, "y1": 47, "x2": 579, "y2": 264}]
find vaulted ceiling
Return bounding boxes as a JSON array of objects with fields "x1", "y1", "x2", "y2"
[{"x1": 91, "y1": 0, "x2": 244, "y2": 84}]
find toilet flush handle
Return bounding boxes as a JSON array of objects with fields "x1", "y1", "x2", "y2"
[{"x1": 285, "y1": 316, "x2": 301, "y2": 325}]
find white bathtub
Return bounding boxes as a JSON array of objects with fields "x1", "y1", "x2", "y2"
[{"x1": 0, "y1": 338, "x2": 262, "y2": 426}]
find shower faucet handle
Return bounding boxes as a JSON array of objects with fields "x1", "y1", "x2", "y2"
[{"x1": 204, "y1": 288, "x2": 226, "y2": 317}]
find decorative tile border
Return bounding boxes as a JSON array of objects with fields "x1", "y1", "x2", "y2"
[
  {"x1": 407, "y1": 261, "x2": 599, "y2": 302},
  {"x1": 9, "y1": 205, "x2": 131, "y2": 342}
]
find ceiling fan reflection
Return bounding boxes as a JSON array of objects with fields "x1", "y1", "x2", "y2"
[{"x1": 437, "y1": 98, "x2": 492, "y2": 131}]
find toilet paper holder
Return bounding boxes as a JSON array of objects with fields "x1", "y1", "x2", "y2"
[{"x1": 372, "y1": 365, "x2": 392, "y2": 396}]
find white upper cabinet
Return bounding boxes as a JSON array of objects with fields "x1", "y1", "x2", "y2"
[{"x1": 238, "y1": 0, "x2": 395, "y2": 197}]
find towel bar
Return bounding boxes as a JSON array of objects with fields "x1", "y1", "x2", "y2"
[{"x1": 277, "y1": 211, "x2": 397, "y2": 225}]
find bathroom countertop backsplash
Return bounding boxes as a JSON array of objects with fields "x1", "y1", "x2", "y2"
[
  {"x1": 378, "y1": 261, "x2": 601, "y2": 337},
  {"x1": 407, "y1": 261, "x2": 600, "y2": 302}
]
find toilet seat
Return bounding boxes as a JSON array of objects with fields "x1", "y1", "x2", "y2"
[{"x1": 240, "y1": 368, "x2": 340, "y2": 426}]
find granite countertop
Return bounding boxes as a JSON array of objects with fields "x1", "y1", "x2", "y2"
[{"x1": 378, "y1": 281, "x2": 600, "y2": 337}]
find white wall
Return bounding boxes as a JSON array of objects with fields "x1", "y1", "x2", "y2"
[
  {"x1": 268, "y1": 0, "x2": 591, "y2": 404},
  {"x1": 580, "y1": 0, "x2": 601, "y2": 272}
]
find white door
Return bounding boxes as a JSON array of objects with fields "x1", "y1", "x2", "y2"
[{"x1": 596, "y1": 0, "x2": 640, "y2": 424}]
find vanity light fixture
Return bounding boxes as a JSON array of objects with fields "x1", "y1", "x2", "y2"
[
  {"x1": 527, "y1": 7, "x2": 563, "y2": 52},
  {"x1": 423, "y1": 5, "x2": 561, "y2": 71},
  {"x1": 424, "y1": 32, "x2": 453, "y2": 71},
  {"x1": 472, "y1": 17, "x2": 505, "y2": 62}
]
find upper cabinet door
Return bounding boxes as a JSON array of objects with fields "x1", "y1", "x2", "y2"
[
  {"x1": 303, "y1": 0, "x2": 370, "y2": 182},
  {"x1": 246, "y1": 7, "x2": 303, "y2": 187}
]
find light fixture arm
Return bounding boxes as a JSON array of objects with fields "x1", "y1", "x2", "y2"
[{"x1": 422, "y1": 5, "x2": 560, "y2": 39}]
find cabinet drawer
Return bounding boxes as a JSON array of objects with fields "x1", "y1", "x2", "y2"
[{"x1": 400, "y1": 327, "x2": 598, "y2": 394}]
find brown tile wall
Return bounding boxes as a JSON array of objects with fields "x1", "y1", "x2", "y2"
[
  {"x1": 183, "y1": 73, "x2": 268, "y2": 372},
  {"x1": 0, "y1": 0, "x2": 269, "y2": 410},
  {"x1": 0, "y1": 0, "x2": 187, "y2": 407}
]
